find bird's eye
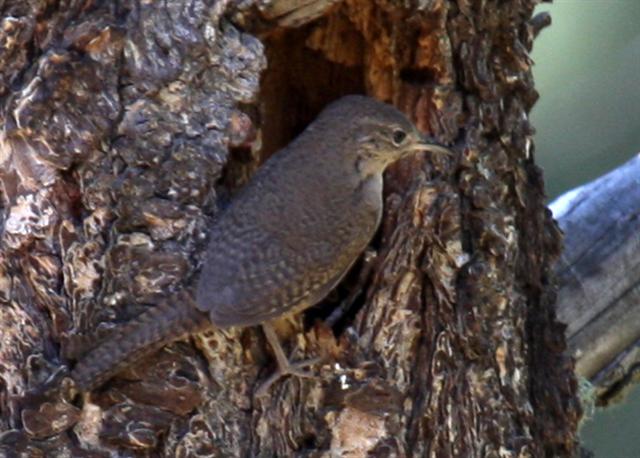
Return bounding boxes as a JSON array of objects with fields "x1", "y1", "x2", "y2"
[{"x1": 392, "y1": 129, "x2": 407, "y2": 145}]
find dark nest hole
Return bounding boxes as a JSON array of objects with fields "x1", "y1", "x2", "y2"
[{"x1": 258, "y1": 25, "x2": 365, "y2": 159}]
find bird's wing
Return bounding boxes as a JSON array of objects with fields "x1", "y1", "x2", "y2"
[{"x1": 196, "y1": 221, "x2": 364, "y2": 328}]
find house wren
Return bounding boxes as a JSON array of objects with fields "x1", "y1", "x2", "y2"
[{"x1": 69, "y1": 95, "x2": 451, "y2": 393}]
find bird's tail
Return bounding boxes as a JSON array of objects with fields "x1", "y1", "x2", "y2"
[{"x1": 70, "y1": 294, "x2": 210, "y2": 391}]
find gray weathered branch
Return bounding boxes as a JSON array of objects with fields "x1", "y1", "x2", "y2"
[{"x1": 553, "y1": 154, "x2": 640, "y2": 403}]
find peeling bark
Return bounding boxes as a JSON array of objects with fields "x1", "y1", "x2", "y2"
[{"x1": 0, "y1": 1, "x2": 579, "y2": 457}]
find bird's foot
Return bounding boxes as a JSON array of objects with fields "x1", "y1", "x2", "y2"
[
  {"x1": 255, "y1": 356, "x2": 321, "y2": 398},
  {"x1": 255, "y1": 322, "x2": 321, "y2": 397}
]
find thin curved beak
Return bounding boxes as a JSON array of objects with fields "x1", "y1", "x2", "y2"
[{"x1": 411, "y1": 135, "x2": 453, "y2": 156}]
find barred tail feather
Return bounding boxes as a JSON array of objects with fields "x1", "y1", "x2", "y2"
[{"x1": 70, "y1": 299, "x2": 210, "y2": 391}]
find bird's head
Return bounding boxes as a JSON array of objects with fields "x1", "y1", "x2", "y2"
[{"x1": 312, "y1": 96, "x2": 452, "y2": 176}]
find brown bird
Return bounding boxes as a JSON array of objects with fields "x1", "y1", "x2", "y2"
[{"x1": 69, "y1": 95, "x2": 451, "y2": 394}]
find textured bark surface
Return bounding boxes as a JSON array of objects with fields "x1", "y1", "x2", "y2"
[
  {"x1": 552, "y1": 155, "x2": 640, "y2": 406},
  {"x1": 0, "y1": 1, "x2": 580, "y2": 456}
]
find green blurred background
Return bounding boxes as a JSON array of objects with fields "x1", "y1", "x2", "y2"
[{"x1": 531, "y1": 1, "x2": 640, "y2": 456}]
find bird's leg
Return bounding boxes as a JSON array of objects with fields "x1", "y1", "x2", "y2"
[{"x1": 255, "y1": 321, "x2": 321, "y2": 397}]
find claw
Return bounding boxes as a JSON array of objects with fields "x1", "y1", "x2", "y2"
[{"x1": 255, "y1": 322, "x2": 321, "y2": 397}]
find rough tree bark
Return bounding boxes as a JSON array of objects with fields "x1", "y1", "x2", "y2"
[{"x1": 0, "y1": 1, "x2": 581, "y2": 457}]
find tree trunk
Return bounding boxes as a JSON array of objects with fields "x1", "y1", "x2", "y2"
[{"x1": 0, "y1": 1, "x2": 581, "y2": 457}]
